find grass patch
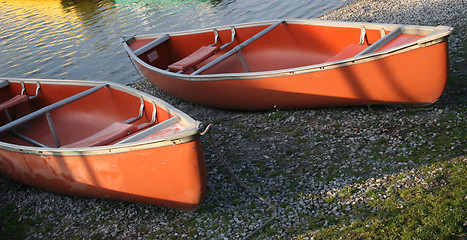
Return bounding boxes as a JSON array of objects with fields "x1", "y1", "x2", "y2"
[
  {"x1": 337, "y1": 186, "x2": 358, "y2": 199},
  {"x1": 0, "y1": 204, "x2": 40, "y2": 240},
  {"x1": 302, "y1": 157, "x2": 467, "y2": 239},
  {"x1": 323, "y1": 196, "x2": 337, "y2": 204},
  {"x1": 267, "y1": 111, "x2": 284, "y2": 120},
  {"x1": 366, "y1": 189, "x2": 378, "y2": 199}
]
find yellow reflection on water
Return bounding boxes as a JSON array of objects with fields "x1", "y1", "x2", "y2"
[
  {"x1": 2, "y1": 0, "x2": 78, "y2": 25},
  {"x1": 0, "y1": 0, "x2": 120, "y2": 79},
  {"x1": 1, "y1": 0, "x2": 117, "y2": 23},
  {"x1": 3, "y1": 0, "x2": 66, "y2": 13}
]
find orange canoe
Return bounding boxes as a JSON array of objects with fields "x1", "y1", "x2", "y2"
[
  {"x1": 0, "y1": 78, "x2": 207, "y2": 210},
  {"x1": 121, "y1": 19, "x2": 452, "y2": 110}
]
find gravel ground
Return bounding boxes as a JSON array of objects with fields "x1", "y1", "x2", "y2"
[{"x1": 1, "y1": 0, "x2": 466, "y2": 239}]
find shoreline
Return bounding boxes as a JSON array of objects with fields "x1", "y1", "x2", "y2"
[{"x1": 1, "y1": 0, "x2": 465, "y2": 239}]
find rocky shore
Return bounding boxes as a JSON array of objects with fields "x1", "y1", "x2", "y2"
[{"x1": 1, "y1": 0, "x2": 465, "y2": 239}]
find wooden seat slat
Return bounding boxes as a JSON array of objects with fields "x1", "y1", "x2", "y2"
[
  {"x1": 168, "y1": 46, "x2": 220, "y2": 72},
  {"x1": 0, "y1": 95, "x2": 29, "y2": 112},
  {"x1": 63, "y1": 122, "x2": 137, "y2": 148},
  {"x1": 326, "y1": 44, "x2": 368, "y2": 62}
]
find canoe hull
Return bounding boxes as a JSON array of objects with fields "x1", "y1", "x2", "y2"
[
  {"x1": 123, "y1": 20, "x2": 451, "y2": 110},
  {"x1": 0, "y1": 78, "x2": 206, "y2": 210},
  {"x1": 137, "y1": 42, "x2": 448, "y2": 109},
  {"x1": 0, "y1": 139, "x2": 206, "y2": 210}
]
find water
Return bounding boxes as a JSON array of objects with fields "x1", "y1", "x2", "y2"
[{"x1": 0, "y1": 0, "x2": 353, "y2": 85}]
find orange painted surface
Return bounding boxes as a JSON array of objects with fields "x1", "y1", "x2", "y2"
[
  {"x1": 0, "y1": 139, "x2": 206, "y2": 210},
  {"x1": 0, "y1": 79, "x2": 206, "y2": 210},
  {"x1": 125, "y1": 21, "x2": 451, "y2": 110}
]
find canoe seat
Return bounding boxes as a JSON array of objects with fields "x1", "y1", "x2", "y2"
[
  {"x1": 168, "y1": 46, "x2": 220, "y2": 72},
  {"x1": 0, "y1": 82, "x2": 41, "y2": 112},
  {"x1": 326, "y1": 44, "x2": 368, "y2": 62},
  {"x1": 0, "y1": 95, "x2": 29, "y2": 112},
  {"x1": 63, "y1": 122, "x2": 138, "y2": 148}
]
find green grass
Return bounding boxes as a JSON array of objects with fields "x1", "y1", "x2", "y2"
[
  {"x1": 267, "y1": 111, "x2": 284, "y2": 120},
  {"x1": 337, "y1": 186, "x2": 358, "y2": 199},
  {"x1": 0, "y1": 204, "x2": 40, "y2": 240},
  {"x1": 301, "y1": 157, "x2": 467, "y2": 239},
  {"x1": 323, "y1": 196, "x2": 337, "y2": 204}
]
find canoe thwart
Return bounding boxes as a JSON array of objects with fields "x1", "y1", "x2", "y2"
[
  {"x1": 191, "y1": 20, "x2": 285, "y2": 75},
  {"x1": 327, "y1": 27, "x2": 403, "y2": 61},
  {"x1": 356, "y1": 27, "x2": 402, "y2": 56},
  {"x1": 133, "y1": 34, "x2": 170, "y2": 56},
  {"x1": 0, "y1": 84, "x2": 108, "y2": 134},
  {"x1": 0, "y1": 80, "x2": 9, "y2": 89}
]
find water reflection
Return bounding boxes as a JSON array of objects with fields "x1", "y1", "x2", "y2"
[
  {"x1": 61, "y1": 0, "x2": 116, "y2": 23},
  {"x1": 114, "y1": 0, "x2": 223, "y2": 7},
  {"x1": 0, "y1": 0, "x2": 353, "y2": 85}
]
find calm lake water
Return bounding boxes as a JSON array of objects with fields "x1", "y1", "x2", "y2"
[{"x1": 0, "y1": 0, "x2": 353, "y2": 85}]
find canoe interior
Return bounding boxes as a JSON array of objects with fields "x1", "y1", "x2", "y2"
[
  {"x1": 129, "y1": 23, "x2": 425, "y2": 74},
  {"x1": 0, "y1": 81, "x2": 177, "y2": 148}
]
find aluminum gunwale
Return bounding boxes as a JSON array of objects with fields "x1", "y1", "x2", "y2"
[
  {"x1": 121, "y1": 19, "x2": 452, "y2": 82},
  {"x1": 0, "y1": 78, "x2": 203, "y2": 156}
]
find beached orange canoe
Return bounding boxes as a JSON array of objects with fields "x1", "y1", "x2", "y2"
[
  {"x1": 121, "y1": 19, "x2": 452, "y2": 110},
  {"x1": 0, "y1": 78, "x2": 207, "y2": 210}
]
